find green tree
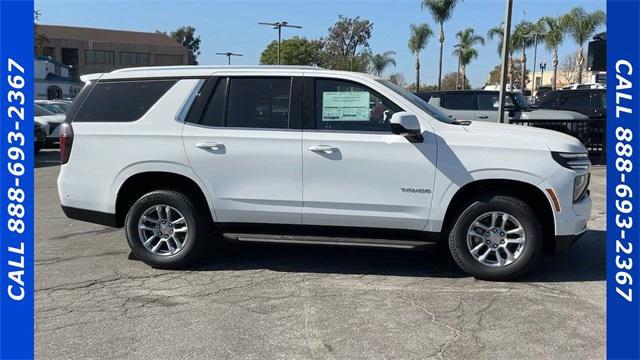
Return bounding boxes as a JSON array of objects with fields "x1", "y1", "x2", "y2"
[
  {"x1": 441, "y1": 71, "x2": 469, "y2": 90},
  {"x1": 408, "y1": 23, "x2": 433, "y2": 92},
  {"x1": 322, "y1": 15, "x2": 374, "y2": 71},
  {"x1": 537, "y1": 16, "x2": 565, "y2": 90},
  {"x1": 260, "y1": 36, "x2": 323, "y2": 66},
  {"x1": 421, "y1": 0, "x2": 460, "y2": 89},
  {"x1": 560, "y1": 7, "x2": 606, "y2": 84},
  {"x1": 169, "y1": 26, "x2": 201, "y2": 65},
  {"x1": 453, "y1": 28, "x2": 484, "y2": 89},
  {"x1": 34, "y1": 10, "x2": 48, "y2": 56},
  {"x1": 367, "y1": 51, "x2": 396, "y2": 77}
]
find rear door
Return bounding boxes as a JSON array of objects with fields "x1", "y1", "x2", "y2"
[
  {"x1": 301, "y1": 77, "x2": 437, "y2": 230},
  {"x1": 182, "y1": 74, "x2": 303, "y2": 224}
]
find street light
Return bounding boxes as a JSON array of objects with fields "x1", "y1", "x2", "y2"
[
  {"x1": 525, "y1": 31, "x2": 547, "y2": 100},
  {"x1": 258, "y1": 21, "x2": 302, "y2": 65},
  {"x1": 216, "y1": 52, "x2": 243, "y2": 65},
  {"x1": 539, "y1": 61, "x2": 547, "y2": 89},
  {"x1": 498, "y1": 0, "x2": 514, "y2": 124}
]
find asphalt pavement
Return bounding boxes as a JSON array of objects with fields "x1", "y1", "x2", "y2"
[{"x1": 35, "y1": 149, "x2": 606, "y2": 360}]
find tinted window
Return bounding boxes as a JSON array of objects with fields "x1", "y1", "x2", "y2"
[
  {"x1": 591, "y1": 92, "x2": 606, "y2": 109},
  {"x1": 442, "y1": 93, "x2": 475, "y2": 110},
  {"x1": 226, "y1": 78, "x2": 291, "y2": 129},
  {"x1": 200, "y1": 78, "x2": 227, "y2": 127},
  {"x1": 74, "y1": 80, "x2": 176, "y2": 122},
  {"x1": 536, "y1": 93, "x2": 558, "y2": 109},
  {"x1": 315, "y1": 79, "x2": 400, "y2": 132},
  {"x1": 558, "y1": 93, "x2": 590, "y2": 109},
  {"x1": 477, "y1": 93, "x2": 499, "y2": 111}
]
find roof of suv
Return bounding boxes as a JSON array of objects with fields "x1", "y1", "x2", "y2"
[{"x1": 94, "y1": 65, "x2": 384, "y2": 82}]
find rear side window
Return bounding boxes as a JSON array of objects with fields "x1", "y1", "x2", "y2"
[
  {"x1": 441, "y1": 93, "x2": 475, "y2": 110},
  {"x1": 73, "y1": 80, "x2": 176, "y2": 122},
  {"x1": 558, "y1": 93, "x2": 590, "y2": 110},
  {"x1": 477, "y1": 93, "x2": 499, "y2": 110},
  {"x1": 200, "y1": 78, "x2": 227, "y2": 127},
  {"x1": 226, "y1": 77, "x2": 291, "y2": 129}
]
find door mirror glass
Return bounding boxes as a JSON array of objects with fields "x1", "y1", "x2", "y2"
[{"x1": 390, "y1": 112, "x2": 423, "y2": 142}]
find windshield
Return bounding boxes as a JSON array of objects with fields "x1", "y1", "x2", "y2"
[
  {"x1": 34, "y1": 103, "x2": 55, "y2": 117},
  {"x1": 512, "y1": 93, "x2": 531, "y2": 109},
  {"x1": 376, "y1": 79, "x2": 455, "y2": 124}
]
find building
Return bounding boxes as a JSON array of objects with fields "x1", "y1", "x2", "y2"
[
  {"x1": 34, "y1": 56, "x2": 84, "y2": 100},
  {"x1": 36, "y1": 24, "x2": 190, "y2": 80}
]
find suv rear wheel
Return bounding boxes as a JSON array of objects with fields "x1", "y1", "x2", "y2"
[
  {"x1": 125, "y1": 190, "x2": 209, "y2": 269},
  {"x1": 448, "y1": 195, "x2": 543, "y2": 281}
]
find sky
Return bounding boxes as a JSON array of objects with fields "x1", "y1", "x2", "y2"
[{"x1": 36, "y1": 0, "x2": 606, "y2": 88}]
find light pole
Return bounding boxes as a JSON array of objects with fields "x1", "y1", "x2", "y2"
[
  {"x1": 498, "y1": 0, "x2": 514, "y2": 124},
  {"x1": 525, "y1": 31, "x2": 546, "y2": 100},
  {"x1": 258, "y1": 21, "x2": 302, "y2": 65},
  {"x1": 216, "y1": 52, "x2": 243, "y2": 65},
  {"x1": 539, "y1": 61, "x2": 547, "y2": 91}
]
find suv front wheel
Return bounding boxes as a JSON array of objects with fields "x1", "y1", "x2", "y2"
[
  {"x1": 125, "y1": 190, "x2": 209, "y2": 269},
  {"x1": 448, "y1": 195, "x2": 543, "y2": 281}
]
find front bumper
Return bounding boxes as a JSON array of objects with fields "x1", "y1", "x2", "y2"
[{"x1": 554, "y1": 227, "x2": 587, "y2": 254}]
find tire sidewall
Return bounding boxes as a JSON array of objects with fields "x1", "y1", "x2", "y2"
[
  {"x1": 125, "y1": 191, "x2": 200, "y2": 268},
  {"x1": 449, "y1": 196, "x2": 542, "y2": 280}
]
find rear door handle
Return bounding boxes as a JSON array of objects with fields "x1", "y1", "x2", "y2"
[
  {"x1": 196, "y1": 142, "x2": 224, "y2": 150},
  {"x1": 308, "y1": 145, "x2": 338, "y2": 153}
]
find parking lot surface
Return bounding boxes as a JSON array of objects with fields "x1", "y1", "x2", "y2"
[{"x1": 35, "y1": 149, "x2": 606, "y2": 359}]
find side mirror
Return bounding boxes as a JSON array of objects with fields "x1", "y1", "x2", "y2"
[{"x1": 390, "y1": 112, "x2": 423, "y2": 142}]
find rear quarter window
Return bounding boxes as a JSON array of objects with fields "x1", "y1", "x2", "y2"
[{"x1": 72, "y1": 80, "x2": 177, "y2": 122}]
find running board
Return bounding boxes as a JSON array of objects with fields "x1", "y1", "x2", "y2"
[{"x1": 222, "y1": 233, "x2": 435, "y2": 249}]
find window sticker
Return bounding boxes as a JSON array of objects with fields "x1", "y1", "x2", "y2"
[{"x1": 322, "y1": 91, "x2": 370, "y2": 121}]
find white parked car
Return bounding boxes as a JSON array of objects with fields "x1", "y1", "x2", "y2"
[
  {"x1": 36, "y1": 99, "x2": 73, "y2": 114},
  {"x1": 57, "y1": 66, "x2": 592, "y2": 280},
  {"x1": 560, "y1": 83, "x2": 606, "y2": 90},
  {"x1": 35, "y1": 103, "x2": 66, "y2": 145}
]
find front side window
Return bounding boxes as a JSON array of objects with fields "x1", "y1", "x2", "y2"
[
  {"x1": 226, "y1": 78, "x2": 291, "y2": 129},
  {"x1": 315, "y1": 79, "x2": 400, "y2": 132},
  {"x1": 73, "y1": 80, "x2": 176, "y2": 122},
  {"x1": 558, "y1": 94, "x2": 590, "y2": 109}
]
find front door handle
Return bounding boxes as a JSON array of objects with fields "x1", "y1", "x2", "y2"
[
  {"x1": 477, "y1": 115, "x2": 489, "y2": 119},
  {"x1": 308, "y1": 145, "x2": 338, "y2": 153},
  {"x1": 196, "y1": 142, "x2": 224, "y2": 151}
]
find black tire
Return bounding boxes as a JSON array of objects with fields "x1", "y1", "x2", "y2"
[
  {"x1": 448, "y1": 195, "x2": 543, "y2": 281},
  {"x1": 125, "y1": 190, "x2": 210, "y2": 269}
]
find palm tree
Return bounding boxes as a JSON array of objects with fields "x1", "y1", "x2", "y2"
[
  {"x1": 421, "y1": 0, "x2": 460, "y2": 89},
  {"x1": 367, "y1": 51, "x2": 397, "y2": 77},
  {"x1": 511, "y1": 21, "x2": 536, "y2": 90},
  {"x1": 560, "y1": 7, "x2": 606, "y2": 84},
  {"x1": 537, "y1": 16, "x2": 564, "y2": 90},
  {"x1": 408, "y1": 23, "x2": 433, "y2": 92},
  {"x1": 453, "y1": 28, "x2": 485, "y2": 89},
  {"x1": 487, "y1": 24, "x2": 516, "y2": 87}
]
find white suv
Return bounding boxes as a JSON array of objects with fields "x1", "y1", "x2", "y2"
[{"x1": 57, "y1": 66, "x2": 592, "y2": 280}]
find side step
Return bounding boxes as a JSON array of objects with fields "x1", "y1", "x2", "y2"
[{"x1": 223, "y1": 233, "x2": 436, "y2": 249}]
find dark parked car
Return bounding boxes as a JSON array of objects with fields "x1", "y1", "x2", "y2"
[
  {"x1": 536, "y1": 89, "x2": 606, "y2": 119},
  {"x1": 414, "y1": 90, "x2": 588, "y2": 122}
]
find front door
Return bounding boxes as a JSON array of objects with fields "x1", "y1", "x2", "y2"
[
  {"x1": 182, "y1": 76, "x2": 303, "y2": 224},
  {"x1": 302, "y1": 78, "x2": 437, "y2": 230}
]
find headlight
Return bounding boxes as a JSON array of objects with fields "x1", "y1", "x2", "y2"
[
  {"x1": 551, "y1": 152, "x2": 591, "y2": 171},
  {"x1": 573, "y1": 173, "x2": 590, "y2": 202}
]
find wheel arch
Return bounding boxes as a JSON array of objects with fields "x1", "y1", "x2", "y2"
[
  {"x1": 114, "y1": 170, "x2": 215, "y2": 227},
  {"x1": 440, "y1": 179, "x2": 557, "y2": 254}
]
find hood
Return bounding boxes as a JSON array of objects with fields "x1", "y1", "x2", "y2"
[
  {"x1": 462, "y1": 121, "x2": 587, "y2": 153},
  {"x1": 522, "y1": 108, "x2": 589, "y2": 120}
]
